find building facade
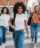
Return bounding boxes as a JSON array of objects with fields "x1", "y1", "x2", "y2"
[
  {"x1": 0, "y1": 0, "x2": 28, "y2": 14},
  {"x1": 0, "y1": 0, "x2": 26, "y2": 6}
]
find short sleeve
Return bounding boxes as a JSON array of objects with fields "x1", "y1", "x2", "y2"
[
  {"x1": 11, "y1": 14, "x2": 14, "y2": 18},
  {"x1": 7, "y1": 15, "x2": 10, "y2": 21},
  {"x1": 24, "y1": 14, "x2": 28, "y2": 21}
]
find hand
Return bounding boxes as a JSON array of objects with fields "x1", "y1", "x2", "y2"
[
  {"x1": 27, "y1": 33, "x2": 29, "y2": 39},
  {"x1": 11, "y1": 26, "x2": 15, "y2": 29}
]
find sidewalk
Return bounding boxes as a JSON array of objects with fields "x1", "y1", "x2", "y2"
[{"x1": 5, "y1": 27, "x2": 40, "y2": 48}]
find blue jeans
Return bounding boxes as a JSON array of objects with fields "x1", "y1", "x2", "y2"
[
  {"x1": 30, "y1": 23, "x2": 39, "y2": 43},
  {"x1": 39, "y1": 23, "x2": 40, "y2": 30},
  {"x1": 0, "y1": 26, "x2": 7, "y2": 45},
  {"x1": 13, "y1": 30, "x2": 25, "y2": 48}
]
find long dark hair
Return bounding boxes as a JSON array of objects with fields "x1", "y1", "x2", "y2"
[
  {"x1": 1, "y1": 7, "x2": 9, "y2": 14},
  {"x1": 13, "y1": 2, "x2": 26, "y2": 20}
]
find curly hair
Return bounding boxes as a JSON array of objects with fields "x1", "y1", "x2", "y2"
[
  {"x1": 13, "y1": 2, "x2": 26, "y2": 20},
  {"x1": 13, "y1": 2, "x2": 26, "y2": 13},
  {"x1": 1, "y1": 7, "x2": 9, "y2": 14}
]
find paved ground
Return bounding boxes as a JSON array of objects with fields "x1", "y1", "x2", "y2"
[{"x1": 5, "y1": 27, "x2": 40, "y2": 48}]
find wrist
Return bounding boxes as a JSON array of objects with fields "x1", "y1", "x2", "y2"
[{"x1": 11, "y1": 25, "x2": 13, "y2": 27}]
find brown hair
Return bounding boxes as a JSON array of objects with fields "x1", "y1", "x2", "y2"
[
  {"x1": 39, "y1": 7, "x2": 40, "y2": 15},
  {"x1": 34, "y1": 6, "x2": 39, "y2": 14},
  {"x1": 1, "y1": 7, "x2": 9, "y2": 14},
  {"x1": 30, "y1": 12, "x2": 33, "y2": 17}
]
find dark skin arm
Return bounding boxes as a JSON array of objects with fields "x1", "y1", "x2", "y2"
[
  {"x1": 8, "y1": 17, "x2": 15, "y2": 29},
  {"x1": 25, "y1": 20, "x2": 29, "y2": 39}
]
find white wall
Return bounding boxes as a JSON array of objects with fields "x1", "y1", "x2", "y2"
[{"x1": 27, "y1": 0, "x2": 38, "y2": 11}]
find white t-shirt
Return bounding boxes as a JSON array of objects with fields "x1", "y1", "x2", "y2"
[
  {"x1": 0, "y1": 14, "x2": 10, "y2": 28},
  {"x1": 11, "y1": 13, "x2": 27, "y2": 30}
]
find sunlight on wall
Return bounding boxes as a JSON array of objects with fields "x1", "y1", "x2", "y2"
[
  {"x1": 27, "y1": 0, "x2": 36, "y2": 8},
  {"x1": 27, "y1": 0, "x2": 38, "y2": 11}
]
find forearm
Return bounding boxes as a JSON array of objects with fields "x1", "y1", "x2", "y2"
[
  {"x1": 25, "y1": 20, "x2": 29, "y2": 39},
  {"x1": 25, "y1": 24, "x2": 29, "y2": 33},
  {"x1": 8, "y1": 17, "x2": 13, "y2": 27},
  {"x1": 8, "y1": 21, "x2": 13, "y2": 27},
  {"x1": 25, "y1": 21, "x2": 29, "y2": 33}
]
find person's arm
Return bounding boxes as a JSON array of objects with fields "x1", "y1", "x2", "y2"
[
  {"x1": 24, "y1": 20, "x2": 29, "y2": 38},
  {"x1": 8, "y1": 17, "x2": 15, "y2": 29}
]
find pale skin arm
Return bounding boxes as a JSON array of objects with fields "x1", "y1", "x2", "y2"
[
  {"x1": 24, "y1": 20, "x2": 29, "y2": 39},
  {"x1": 8, "y1": 17, "x2": 15, "y2": 29}
]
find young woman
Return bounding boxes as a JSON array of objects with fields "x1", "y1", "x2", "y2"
[
  {"x1": 30, "y1": 6, "x2": 39, "y2": 48},
  {"x1": 0, "y1": 7, "x2": 10, "y2": 48},
  {"x1": 9, "y1": 2, "x2": 29, "y2": 48}
]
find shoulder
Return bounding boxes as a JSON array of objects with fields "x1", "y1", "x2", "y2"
[
  {"x1": 10, "y1": 14, "x2": 14, "y2": 19},
  {"x1": 6, "y1": 14, "x2": 10, "y2": 17}
]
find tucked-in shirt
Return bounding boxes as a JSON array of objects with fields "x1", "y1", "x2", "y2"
[{"x1": 11, "y1": 13, "x2": 27, "y2": 30}]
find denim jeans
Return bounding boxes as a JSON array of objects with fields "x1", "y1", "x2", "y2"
[
  {"x1": 39, "y1": 23, "x2": 40, "y2": 30},
  {"x1": 0, "y1": 26, "x2": 7, "y2": 45},
  {"x1": 13, "y1": 30, "x2": 25, "y2": 48},
  {"x1": 30, "y1": 23, "x2": 39, "y2": 43}
]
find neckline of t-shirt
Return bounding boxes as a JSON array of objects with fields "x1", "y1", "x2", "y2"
[
  {"x1": 1, "y1": 14, "x2": 8, "y2": 15},
  {"x1": 17, "y1": 13, "x2": 24, "y2": 15}
]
